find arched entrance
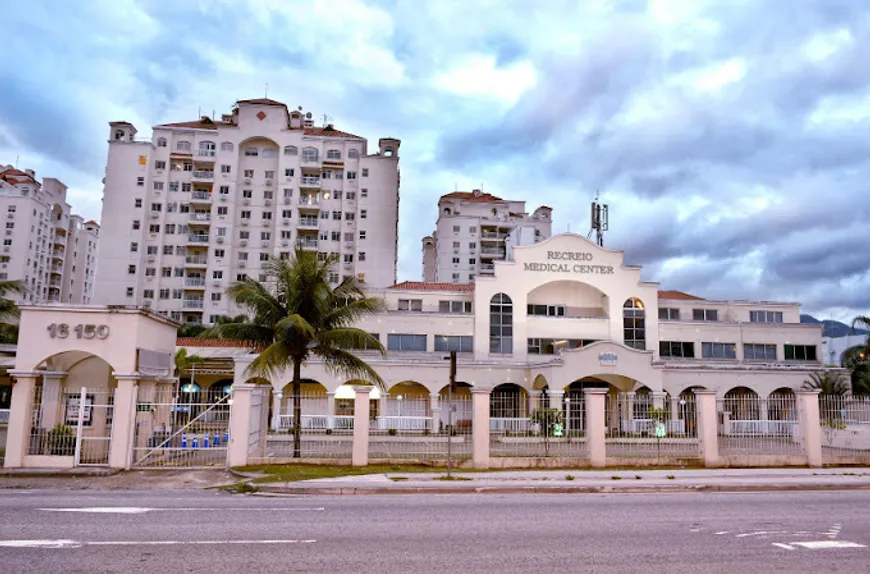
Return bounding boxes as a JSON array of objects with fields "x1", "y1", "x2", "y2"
[
  {"x1": 383, "y1": 381, "x2": 431, "y2": 431},
  {"x1": 439, "y1": 382, "x2": 472, "y2": 433},
  {"x1": 490, "y1": 383, "x2": 528, "y2": 432},
  {"x1": 279, "y1": 379, "x2": 328, "y2": 430}
]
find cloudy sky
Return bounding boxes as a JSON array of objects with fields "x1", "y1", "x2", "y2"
[{"x1": 1, "y1": 0, "x2": 868, "y2": 321}]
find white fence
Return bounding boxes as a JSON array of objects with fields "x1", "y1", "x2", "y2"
[
  {"x1": 605, "y1": 393, "x2": 699, "y2": 460},
  {"x1": 819, "y1": 395, "x2": 870, "y2": 462},
  {"x1": 717, "y1": 394, "x2": 803, "y2": 461}
]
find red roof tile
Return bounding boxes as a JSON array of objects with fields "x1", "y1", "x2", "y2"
[
  {"x1": 176, "y1": 338, "x2": 256, "y2": 348},
  {"x1": 537, "y1": 205, "x2": 553, "y2": 210},
  {"x1": 389, "y1": 281, "x2": 475, "y2": 292},
  {"x1": 441, "y1": 191, "x2": 504, "y2": 203},
  {"x1": 303, "y1": 126, "x2": 363, "y2": 139},
  {"x1": 658, "y1": 290, "x2": 704, "y2": 301},
  {"x1": 236, "y1": 98, "x2": 288, "y2": 107},
  {"x1": 84, "y1": 220, "x2": 98, "y2": 226},
  {"x1": 157, "y1": 119, "x2": 233, "y2": 129}
]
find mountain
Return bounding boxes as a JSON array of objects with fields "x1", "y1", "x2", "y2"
[{"x1": 801, "y1": 315, "x2": 870, "y2": 338}]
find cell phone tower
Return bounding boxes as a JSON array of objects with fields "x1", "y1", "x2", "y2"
[{"x1": 587, "y1": 191, "x2": 609, "y2": 247}]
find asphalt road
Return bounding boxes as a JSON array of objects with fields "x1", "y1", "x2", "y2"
[{"x1": 1, "y1": 489, "x2": 868, "y2": 573}]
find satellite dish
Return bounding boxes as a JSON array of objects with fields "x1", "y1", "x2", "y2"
[{"x1": 306, "y1": 112, "x2": 312, "y2": 119}]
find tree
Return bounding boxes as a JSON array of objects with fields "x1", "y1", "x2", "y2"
[
  {"x1": 847, "y1": 316, "x2": 870, "y2": 395},
  {"x1": 174, "y1": 347, "x2": 205, "y2": 395},
  {"x1": 0, "y1": 280, "x2": 25, "y2": 344},
  {"x1": 802, "y1": 370, "x2": 850, "y2": 396},
  {"x1": 205, "y1": 248, "x2": 385, "y2": 458},
  {"x1": 177, "y1": 323, "x2": 207, "y2": 338}
]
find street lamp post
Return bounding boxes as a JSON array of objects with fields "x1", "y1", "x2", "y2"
[{"x1": 445, "y1": 350, "x2": 457, "y2": 479}]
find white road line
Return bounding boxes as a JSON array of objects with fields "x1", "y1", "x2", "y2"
[
  {"x1": 715, "y1": 531, "x2": 729, "y2": 535},
  {"x1": 40, "y1": 507, "x2": 324, "y2": 514},
  {"x1": 771, "y1": 543, "x2": 795, "y2": 550},
  {"x1": 736, "y1": 531, "x2": 789, "y2": 538},
  {"x1": 0, "y1": 539, "x2": 316, "y2": 549},
  {"x1": 792, "y1": 540, "x2": 866, "y2": 550}
]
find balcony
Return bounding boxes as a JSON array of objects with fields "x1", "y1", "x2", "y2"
[
  {"x1": 480, "y1": 263, "x2": 495, "y2": 275},
  {"x1": 189, "y1": 212, "x2": 212, "y2": 223},
  {"x1": 50, "y1": 264, "x2": 63, "y2": 274},
  {"x1": 51, "y1": 250, "x2": 64, "y2": 260},
  {"x1": 185, "y1": 255, "x2": 209, "y2": 267},
  {"x1": 192, "y1": 170, "x2": 214, "y2": 180},
  {"x1": 481, "y1": 231, "x2": 509, "y2": 241},
  {"x1": 49, "y1": 279, "x2": 61, "y2": 288},
  {"x1": 190, "y1": 191, "x2": 212, "y2": 203},
  {"x1": 182, "y1": 299, "x2": 204, "y2": 309},
  {"x1": 298, "y1": 238, "x2": 318, "y2": 250},
  {"x1": 184, "y1": 278, "x2": 206, "y2": 288},
  {"x1": 298, "y1": 196, "x2": 319, "y2": 206},
  {"x1": 196, "y1": 149, "x2": 216, "y2": 158},
  {"x1": 480, "y1": 247, "x2": 506, "y2": 257},
  {"x1": 188, "y1": 233, "x2": 210, "y2": 243},
  {"x1": 298, "y1": 217, "x2": 319, "y2": 229},
  {"x1": 300, "y1": 176, "x2": 322, "y2": 188}
]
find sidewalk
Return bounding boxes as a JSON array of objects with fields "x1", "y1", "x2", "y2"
[{"x1": 252, "y1": 467, "x2": 870, "y2": 495}]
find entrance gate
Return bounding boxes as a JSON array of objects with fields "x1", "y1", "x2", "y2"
[
  {"x1": 71, "y1": 387, "x2": 114, "y2": 467},
  {"x1": 131, "y1": 388, "x2": 230, "y2": 469}
]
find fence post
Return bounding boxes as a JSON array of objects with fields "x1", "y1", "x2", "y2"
[
  {"x1": 352, "y1": 386, "x2": 371, "y2": 467},
  {"x1": 583, "y1": 389, "x2": 607, "y2": 467},
  {"x1": 695, "y1": 390, "x2": 720, "y2": 467},
  {"x1": 471, "y1": 387, "x2": 490, "y2": 469},
  {"x1": 326, "y1": 391, "x2": 336, "y2": 431},
  {"x1": 3, "y1": 372, "x2": 38, "y2": 468},
  {"x1": 797, "y1": 390, "x2": 822, "y2": 467},
  {"x1": 227, "y1": 383, "x2": 255, "y2": 468},
  {"x1": 109, "y1": 374, "x2": 140, "y2": 470},
  {"x1": 429, "y1": 394, "x2": 441, "y2": 434},
  {"x1": 270, "y1": 390, "x2": 282, "y2": 431}
]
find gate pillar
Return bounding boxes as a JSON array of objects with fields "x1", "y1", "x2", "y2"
[
  {"x1": 3, "y1": 372, "x2": 40, "y2": 468},
  {"x1": 109, "y1": 373, "x2": 140, "y2": 470}
]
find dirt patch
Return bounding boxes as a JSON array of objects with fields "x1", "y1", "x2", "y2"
[{"x1": 0, "y1": 469, "x2": 238, "y2": 490}]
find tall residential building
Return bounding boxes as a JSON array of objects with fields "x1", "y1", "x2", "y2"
[
  {"x1": 95, "y1": 98, "x2": 401, "y2": 325},
  {"x1": 422, "y1": 190, "x2": 552, "y2": 283},
  {"x1": 0, "y1": 166, "x2": 99, "y2": 304}
]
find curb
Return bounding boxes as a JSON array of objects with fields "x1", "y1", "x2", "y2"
[
  {"x1": 0, "y1": 468, "x2": 121, "y2": 479},
  {"x1": 254, "y1": 482, "x2": 870, "y2": 496}
]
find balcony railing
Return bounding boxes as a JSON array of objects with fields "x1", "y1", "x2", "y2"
[
  {"x1": 298, "y1": 239, "x2": 318, "y2": 249},
  {"x1": 481, "y1": 247, "x2": 506, "y2": 256},
  {"x1": 481, "y1": 231, "x2": 509, "y2": 240},
  {"x1": 188, "y1": 234, "x2": 210, "y2": 243},
  {"x1": 191, "y1": 191, "x2": 212, "y2": 201},
  {"x1": 480, "y1": 263, "x2": 495, "y2": 271},
  {"x1": 189, "y1": 212, "x2": 211, "y2": 222},
  {"x1": 300, "y1": 176, "x2": 321, "y2": 187},
  {"x1": 192, "y1": 171, "x2": 214, "y2": 179},
  {"x1": 196, "y1": 149, "x2": 216, "y2": 158},
  {"x1": 185, "y1": 278, "x2": 206, "y2": 287},
  {"x1": 298, "y1": 196, "x2": 319, "y2": 205},
  {"x1": 298, "y1": 218, "x2": 319, "y2": 228},
  {"x1": 185, "y1": 256, "x2": 208, "y2": 265},
  {"x1": 182, "y1": 299, "x2": 204, "y2": 309},
  {"x1": 50, "y1": 264, "x2": 63, "y2": 273}
]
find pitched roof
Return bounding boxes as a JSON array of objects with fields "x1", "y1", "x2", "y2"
[
  {"x1": 658, "y1": 290, "x2": 704, "y2": 301},
  {"x1": 389, "y1": 281, "x2": 475, "y2": 292},
  {"x1": 84, "y1": 220, "x2": 98, "y2": 226},
  {"x1": 440, "y1": 191, "x2": 504, "y2": 203},
  {"x1": 156, "y1": 119, "x2": 233, "y2": 130},
  {"x1": 303, "y1": 126, "x2": 364, "y2": 139},
  {"x1": 236, "y1": 98, "x2": 288, "y2": 107},
  {"x1": 176, "y1": 337, "x2": 256, "y2": 348}
]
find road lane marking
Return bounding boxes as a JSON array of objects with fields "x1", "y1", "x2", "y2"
[
  {"x1": 792, "y1": 541, "x2": 866, "y2": 549},
  {"x1": 40, "y1": 507, "x2": 324, "y2": 514},
  {"x1": 771, "y1": 543, "x2": 795, "y2": 550},
  {"x1": 0, "y1": 539, "x2": 316, "y2": 549},
  {"x1": 736, "y1": 531, "x2": 789, "y2": 538}
]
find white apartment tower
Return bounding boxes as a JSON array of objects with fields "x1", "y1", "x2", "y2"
[
  {"x1": 95, "y1": 98, "x2": 401, "y2": 325},
  {"x1": 422, "y1": 190, "x2": 552, "y2": 283},
  {"x1": 0, "y1": 166, "x2": 99, "y2": 304}
]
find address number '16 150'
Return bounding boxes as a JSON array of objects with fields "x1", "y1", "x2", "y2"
[{"x1": 47, "y1": 323, "x2": 110, "y2": 339}]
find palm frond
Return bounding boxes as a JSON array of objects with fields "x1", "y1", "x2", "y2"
[
  {"x1": 853, "y1": 315, "x2": 870, "y2": 333},
  {"x1": 246, "y1": 340, "x2": 294, "y2": 379},
  {"x1": 319, "y1": 348, "x2": 385, "y2": 389},
  {"x1": 315, "y1": 328, "x2": 385, "y2": 356}
]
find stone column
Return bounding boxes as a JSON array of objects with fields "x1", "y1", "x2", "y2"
[
  {"x1": 429, "y1": 394, "x2": 440, "y2": 433},
  {"x1": 584, "y1": 389, "x2": 607, "y2": 468},
  {"x1": 759, "y1": 398, "x2": 770, "y2": 434},
  {"x1": 270, "y1": 391, "x2": 283, "y2": 431},
  {"x1": 695, "y1": 390, "x2": 720, "y2": 467},
  {"x1": 528, "y1": 390, "x2": 541, "y2": 417},
  {"x1": 326, "y1": 391, "x2": 336, "y2": 430},
  {"x1": 4, "y1": 372, "x2": 39, "y2": 468},
  {"x1": 40, "y1": 372, "x2": 67, "y2": 429},
  {"x1": 622, "y1": 392, "x2": 635, "y2": 433},
  {"x1": 227, "y1": 383, "x2": 256, "y2": 468},
  {"x1": 471, "y1": 387, "x2": 491, "y2": 469},
  {"x1": 352, "y1": 386, "x2": 371, "y2": 467},
  {"x1": 108, "y1": 373, "x2": 140, "y2": 470},
  {"x1": 548, "y1": 389, "x2": 565, "y2": 427},
  {"x1": 378, "y1": 393, "x2": 388, "y2": 432},
  {"x1": 797, "y1": 390, "x2": 822, "y2": 467},
  {"x1": 651, "y1": 391, "x2": 666, "y2": 410}
]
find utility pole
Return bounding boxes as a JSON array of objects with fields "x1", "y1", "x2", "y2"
[{"x1": 447, "y1": 350, "x2": 456, "y2": 478}]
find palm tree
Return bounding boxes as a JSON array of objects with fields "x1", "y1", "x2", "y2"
[
  {"x1": 206, "y1": 247, "x2": 385, "y2": 458},
  {"x1": 802, "y1": 370, "x2": 850, "y2": 396},
  {"x1": 174, "y1": 347, "x2": 205, "y2": 397},
  {"x1": 0, "y1": 280, "x2": 25, "y2": 344}
]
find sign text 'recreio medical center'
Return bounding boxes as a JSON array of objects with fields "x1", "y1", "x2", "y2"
[{"x1": 523, "y1": 251, "x2": 615, "y2": 274}]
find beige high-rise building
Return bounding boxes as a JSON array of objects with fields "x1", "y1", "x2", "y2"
[
  {"x1": 94, "y1": 98, "x2": 401, "y2": 325},
  {"x1": 0, "y1": 166, "x2": 99, "y2": 304},
  {"x1": 422, "y1": 190, "x2": 552, "y2": 283}
]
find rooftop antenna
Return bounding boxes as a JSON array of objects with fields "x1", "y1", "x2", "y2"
[
  {"x1": 264, "y1": 83, "x2": 269, "y2": 98},
  {"x1": 15, "y1": 155, "x2": 20, "y2": 169},
  {"x1": 587, "y1": 190, "x2": 609, "y2": 247},
  {"x1": 321, "y1": 113, "x2": 333, "y2": 127}
]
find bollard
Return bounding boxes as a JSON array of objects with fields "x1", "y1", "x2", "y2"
[
  {"x1": 193, "y1": 435, "x2": 199, "y2": 449},
  {"x1": 204, "y1": 432, "x2": 210, "y2": 448},
  {"x1": 181, "y1": 432, "x2": 188, "y2": 449},
  {"x1": 213, "y1": 432, "x2": 221, "y2": 446},
  {"x1": 225, "y1": 429, "x2": 230, "y2": 443}
]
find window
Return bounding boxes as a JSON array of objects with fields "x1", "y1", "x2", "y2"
[
  {"x1": 237, "y1": 274, "x2": 247, "y2": 281},
  {"x1": 343, "y1": 253, "x2": 353, "y2": 263},
  {"x1": 157, "y1": 137, "x2": 167, "y2": 147},
  {"x1": 137, "y1": 177, "x2": 144, "y2": 187},
  {"x1": 348, "y1": 149, "x2": 360, "y2": 159},
  {"x1": 169, "y1": 182, "x2": 179, "y2": 192},
  {"x1": 217, "y1": 206, "x2": 228, "y2": 215},
  {"x1": 334, "y1": 190, "x2": 343, "y2": 199},
  {"x1": 143, "y1": 289, "x2": 154, "y2": 299},
  {"x1": 702, "y1": 342, "x2": 737, "y2": 359},
  {"x1": 221, "y1": 165, "x2": 231, "y2": 174},
  {"x1": 145, "y1": 267, "x2": 156, "y2": 277},
  {"x1": 469, "y1": 242, "x2": 477, "y2": 250},
  {"x1": 242, "y1": 190, "x2": 253, "y2": 199},
  {"x1": 172, "y1": 289, "x2": 183, "y2": 299},
  {"x1": 346, "y1": 191, "x2": 356, "y2": 200},
  {"x1": 264, "y1": 190, "x2": 273, "y2": 199},
  {"x1": 221, "y1": 142, "x2": 233, "y2": 152},
  {"x1": 528, "y1": 338, "x2": 596, "y2": 355},
  {"x1": 283, "y1": 188, "x2": 293, "y2": 198},
  {"x1": 132, "y1": 220, "x2": 141, "y2": 230},
  {"x1": 284, "y1": 145, "x2": 297, "y2": 156},
  {"x1": 327, "y1": 149, "x2": 341, "y2": 160},
  {"x1": 182, "y1": 183, "x2": 192, "y2": 192},
  {"x1": 345, "y1": 212, "x2": 355, "y2": 221},
  {"x1": 623, "y1": 298, "x2": 646, "y2": 350},
  {"x1": 126, "y1": 287, "x2": 134, "y2": 297},
  {"x1": 398, "y1": 299, "x2": 423, "y2": 312},
  {"x1": 439, "y1": 300, "x2": 472, "y2": 314},
  {"x1": 347, "y1": 171, "x2": 357, "y2": 180},
  {"x1": 469, "y1": 226, "x2": 477, "y2": 234},
  {"x1": 130, "y1": 242, "x2": 138, "y2": 252},
  {"x1": 659, "y1": 308, "x2": 680, "y2": 320},
  {"x1": 262, "y1": 211, "x2": 272, "y2": 220},
  {"x1": 244, "y1": 147, "x2": 258, "y2": 157},
  {"x1": 361, "y1": 168, "x2": 369, "y2": 177},
  {"x1": 214, "y1": 249, "x2": 225, "y2": 258},
  {"x1": 219, "y1": 186, "x2": 230, "y2": 195},
  {"x1": 784, "y1": 345, "x2": 817, "y2": 361},
  {"x1": 174, "y1": 268, "x2": 184, "y2": 277},
  {"x1": 659, "y1": 341, "x2": 695, "y2": 358},
  {"x1": 282, "y1": 210, "x2": 292, "y2": 218},
  {"x1": 359, "y1": 252, "x2": 366, "y2": 261},
  {"x1": 527, "y1": 304, "x2": 566, "y2": 317},
  {"x1": 177, "y1": 141, "x2": 191, "y2": 151},
  {"x1": 453, "y1": 225, "x2": 460, "y2": 233},
  {"x1": 490, "y1": 293, "x2": 513, "y2": 354},
  {"x1": 241, "y1": 210, "x2": 251, "y2": 219},
  {"x1": 151, "y1": 203, "x2": 162, "y2": 211},
  {"x1": 244, "y1": 169, "x2": 254, "y2": 178},
  {"x1": 238, "y1": 252, "x2": 248, "y2": 261},
  {"x1": 361, "y1": 188, "x2": 368, "y2": 198},
  {"x1": 435, "y1": 335, "x2": 473, "y2": 353},
  {"x1": 469, "y1": 258, "x2": 476, "y2": 265},
  {"x1": 211, "y1": 293, "x2": 221, "y2": 302},
  {"x1": 163, "y1": 245, "x2": 173, "y2": 255},
  {"x1": 744, "y1": 343, "x2": 777, "y2": 360},
  {"x1": 452, "y1": 257, "x2": 460, "y2": 264},
  {"x1": 360, "y1": 210, "x2": 367, "y2": 219},
  {"x1": 332, "y1": 211, "x2": 341, "y2": 220},
  {"x1": 146, "y1": 246, "x2": 158, "y2": 255},
  {"x1": 149, "y1": 224, "x2": 160, "y2": 233},
  {"x1": 302, "y1": 147, "x2": 319, "y2": 162},
  {"x1": 387, "y1": 334, "x2": 427, "y2": 352},
  {"x1": 161, "y1": 267, "x2": 171, "y2": 277},
  {"x1": 239, "y1": 231, "x2": 250, "y2": 239},
  {"x1": 693, "y1": 309, "x2": 719, "y2": 321},
  {"x1": 128, "y1": 265, "x2": 136, "y2": 274},
  {"x1": 155, "y1": 161, "x2": 166, "y2": 170},
  {"x1": 159, "y1": 289, "x2": 170, "y2": 299},
  {"x1": 359, "y1": 230, "x2": 366, "y2": 240},
  {"x1": 262, "y1": 148, "x2": 278, "y2": 158},
  {"x1": 750, "y1": 310, "x2": 783, "y2": 323},
  {"x1": 284, "y1": 168, "x2": 295, "y2": 178},
  {"x1": 265, "y1": 170, "x2": 275, "y2": 180}
]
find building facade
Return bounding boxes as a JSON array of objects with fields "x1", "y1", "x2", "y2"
[
  {"x1": 0, "y1": 166, "x2": 99, "y2": 304},
  {"x1": 422, "y1": 190, "x2": 552, "y2": 283},
  {"x1": 823, "y1": 333, "x2": 868, "y2": 367},
  {"x1": 95, "y1": 98, "x2": 401, "y2": 325}
]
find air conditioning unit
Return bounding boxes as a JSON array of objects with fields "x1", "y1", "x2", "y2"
[
  {"x1": 265, "y1": 180, "x2": 274, "y2": 186},
  {"x1": 283, "y1": 219, "x2": 290, "y2": 225},
  {"x1": 146, "y1": 255, "x2": 156, "y2": 262},
  {"x1": 241, "y1": 220, "x2": 249, "y2": 226},
  {"x1": 212, "y1": 279, "x2": 222, "y2": 287},
  {"x1": 264, "y1": 199, "x2": 272, "y2": 206},
  {"x1": 244, "y1": 178, "x2": 252, "y2": 184},
  {"x1": 6, "y1": 213, "x2": 14, "y2": 219},
  {"x1": 216, "y1": 236, "x2": 224, "y2": 244},
  {"x1": 2, "y1": 246, "x2": 8, "y2": 253},
  {"x1": 280, "y1": 239, "x2": 289, "y2": 246},
  {"x1": 242, "y1": 198, "x2": 250, "y2": 205},
  {"x1": 240, "y1": 239, "x2": 248, "y2": 246},
  {"x1": 150, "y1": 212, "x2": 160, "y2": 219},
  {"x1": 220, "y1": 195, "x2": 228, "y2": 202},
  {"x1": 238, "y1": 261, "x2": 246, "y2": 268},
  {"x1": 284, "y1": 197, "x2": 291, "y2": 204},
  {"x1": 260, "y1": 241, "x2": 269, "y2": 248}
]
